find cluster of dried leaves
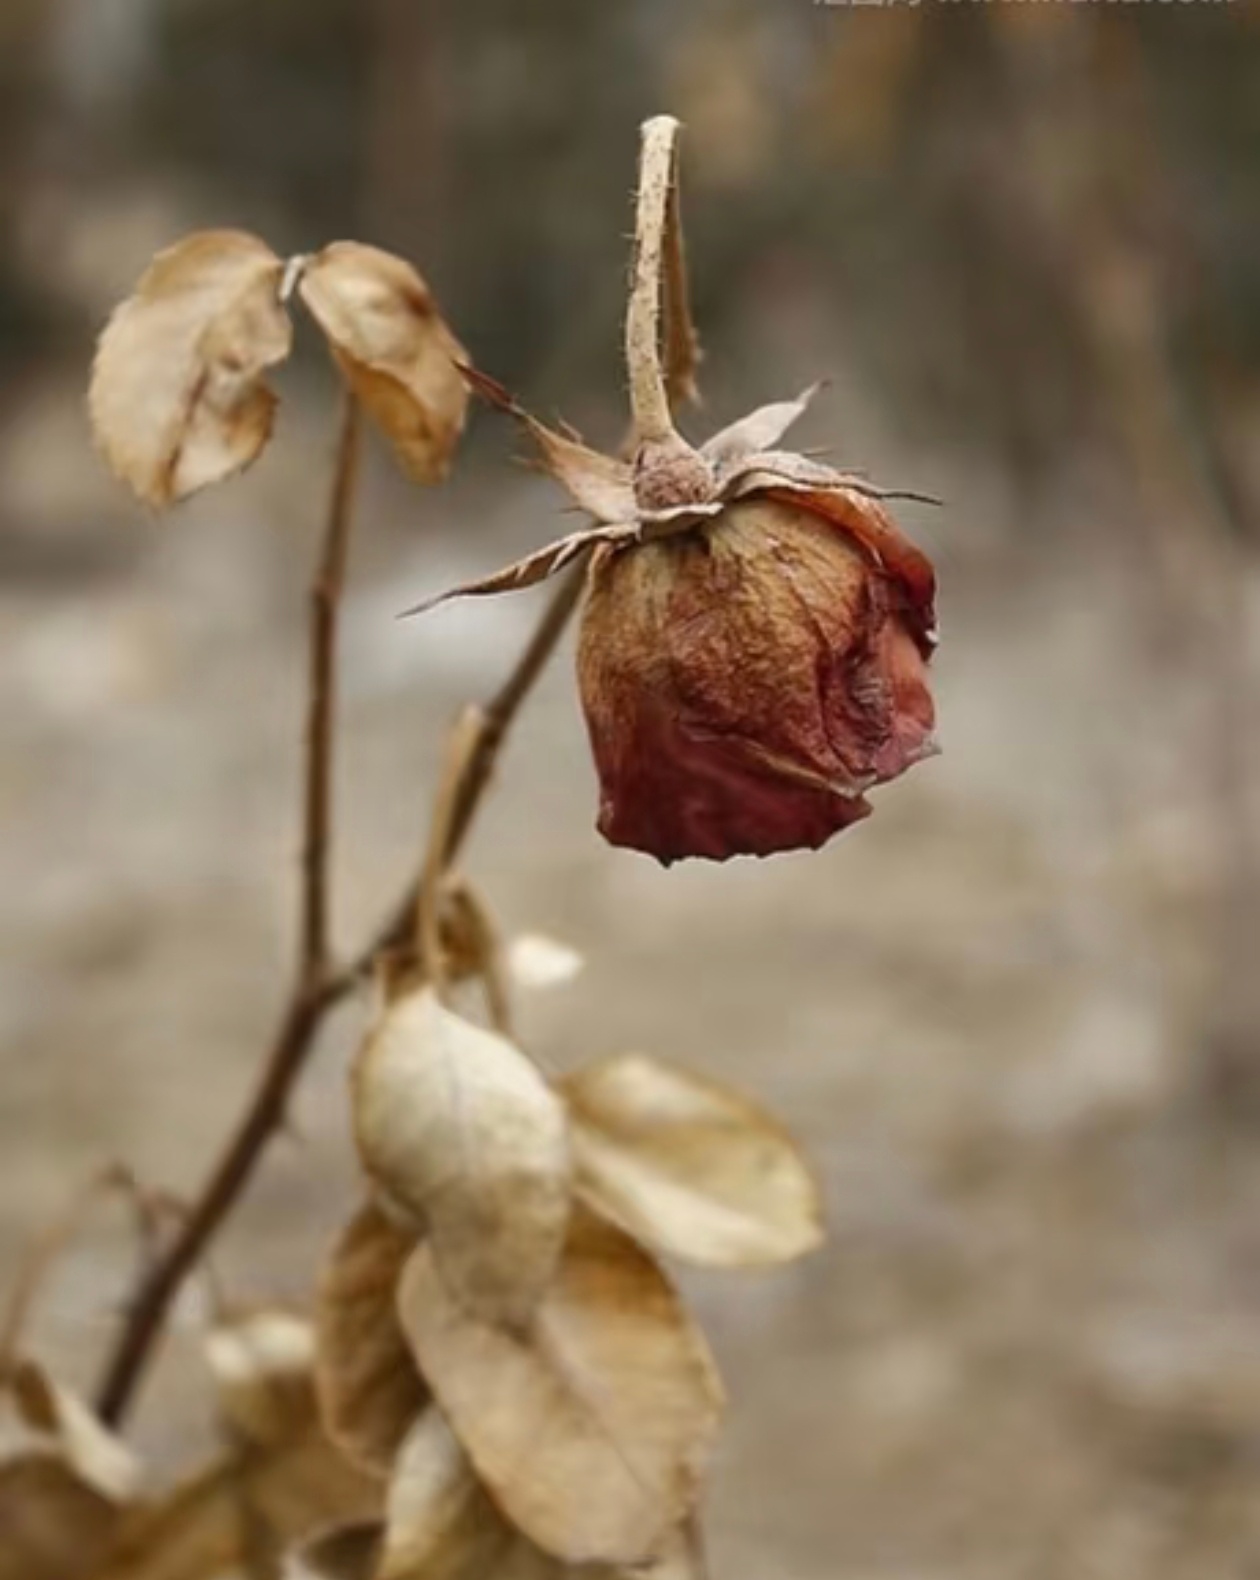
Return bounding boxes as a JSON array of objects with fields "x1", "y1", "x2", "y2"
[
  {"x1": 89, "y1": 231, "x2": 468, "y2": 506},
  {"x1": 0, "y1": 114, "x2": 934, "y2": 1578}
]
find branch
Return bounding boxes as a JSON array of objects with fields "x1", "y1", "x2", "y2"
[
  {"x1": 95, "y1": 396, "x2": 364, "y2": 1426},
  {"x1": 93, "y1": 556, "x2": 586, "y2": 1427},
  {"x1": 303, "y1": 393, "x2": 361, "y2": 981}
]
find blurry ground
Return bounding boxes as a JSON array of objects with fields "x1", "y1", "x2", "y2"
[{"x1": 5, "y1": 6, "x2": 1260, "y2": 1579}]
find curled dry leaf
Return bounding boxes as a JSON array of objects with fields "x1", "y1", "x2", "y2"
[
  {"x1": 377, "y1": 1412, "x2": 508, "y2": 1580},
  {"x1": 352, "y1": 986, "x2": 571, "y2": 1327},
  {"x1": 0, "y1": 1362, "x2": 140, "y2": 1580},
  {"x1": 206, "y1": 1310, "x2": 318, "y2": 1448},
  {"x1": 9, "y1": 1359, "x2": 142, "y2": 1501},
  {"x1": 298, "y1": 242, "x2": 468, "y2": 484},
  {"x1": 396, "y1": 1211, "x2": 723, "y2": 1566},
  {"x1": 315, "y1": 1200, "x2": 429, "y2": 1476},
  {"x1": 562, "y1": 1054, "x2": 824, "y2": 1269},
  {"x1": 89, "y1": 229, "x2": 292, "y2": 506},
  {"x1": 375, "y1": 1411, "x2": 704, "y2": 1580}
]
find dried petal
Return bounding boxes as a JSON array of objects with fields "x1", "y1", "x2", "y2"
[
  {"x1": 396, "y1": 1211, "x2": 723, "y2": 1566},
  {"x1": 315, "y1": 1202, "x2": 429, "y2": 1475},
  {"x1": 90, "y1": 229, "x2": 292, "y2": 506},
  {"x1": 463, "y1": 366, "x2": 637, "y2": 525},
  {"x1": 563, "y1": 1054, "x2": 824, "y2": 1268},
  {"x1": 352, "y1": 987, "x2": 572, "y2": 1326},
  {"x1": 299, "y1": 242, "x2": 467, "y2": 484}
]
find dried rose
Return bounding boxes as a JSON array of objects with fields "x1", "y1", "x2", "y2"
[{"x1": 406, "y1": 116, "x2": 938, "y2": 864}]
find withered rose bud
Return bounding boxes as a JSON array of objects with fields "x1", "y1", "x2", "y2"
[
  {"x1": 578, "y1": 490, "x2": 936, "y2": 863},
  {"x1": 408, "y1": 116, "x2": 939, "y2": 864}
]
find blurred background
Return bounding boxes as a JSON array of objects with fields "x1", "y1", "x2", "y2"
[{"x1": 3, "y1": 3, "x2": 1260, "y2": 1576}]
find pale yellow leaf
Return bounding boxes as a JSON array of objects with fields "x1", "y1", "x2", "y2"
[
  {"x1": 353, "y1": 987, "x2": 571, "y2": 1326},
  {"x1": 298, "y1": 242, "x2": 467, "y2": 484},
  {"x1": 89, "y1": 229, "x2": 292, "y2": 506},
  {"x1": 315, "y1": 1201, "x2": 429, "y2": 1476},
  {"x1": 563, "y1": 1055, "x2": 824, "y2": 1269},
  {"x1": 10, "y1": 1360, "x2": 142, "y2": 1502},
  {"x1": 98, "y1": 1417, "x2": 378, "y2": 1580},
  {"x1": 378, "y1": 1412, "x2": 510, "y2": 1580},
  {"x1": 396, "y1": 1211, "x2": 723, "y2": 1566}
]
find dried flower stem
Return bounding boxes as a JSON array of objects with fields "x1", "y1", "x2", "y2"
[
  {"x1": 94, "y1": 552, "x2": 586, "y2": 1428},
  {"x1": 304, "y1": 393, "x2": 362, "y2": 981},
  {"x1": 626, "y1": 115, "x2": 684, "y2": 446}
]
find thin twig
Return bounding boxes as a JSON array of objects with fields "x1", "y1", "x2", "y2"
[
  {"x1": 303, "y1": 393, "x2": 361, "y2": 982},
  {"x1": 95, "y1": 398, "x2": 364, "y2": 1426},
  {"x1": 93, "y1": 557, "x2": 586, "y2": 1427},
  {"x1": 626, "y1": 115, "x2": 683, "y2": 446},
  {"x1": 0, "y1": 1165, "x2": 139, "y2": 1377}
]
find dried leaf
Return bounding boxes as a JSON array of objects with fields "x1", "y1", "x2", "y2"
[
  {"x1": 700, "y1": 385, "x2": 822, "y2": 478},
  {"x1": 562, "y1": 1055, "x2": 824, "y2": 1269},
  {"x1": 299, "y1": 242, "x2": 467, "y2": 484},
  {"x1": 98, "y1": 1435, "x2": 379, "y2": 1580},
  {"x1": 353, "y1": 987, "x2": 572, "y2": 1326},
  {"x1": 462, "y1": 366, "x2": 637, "y2": 524},
  {"x1": 396, "y1": 1211, "x2": 723, "y2": 1566},
  {"x1": 206, "y1": 1311, "x2": 318, "y2": 1448},
  {"x1": 286, "y1": 1521, "x2": 382, "y2": 1580},
  {"x1": 10, "y1": 1360, "x2": 142, "y2": 1500},
  {"x1": 377, "y1": 1412, "x2": 509, "y2": 1580},
  {"x1": 401, "y1": 525, "x2": 624, "y2": 617},
  {"x1": 507, "y1": 934, "x2": 585, "y2": 991},
  {"x1": 0, "y1": 1454, "x2": 123, "y2": 1580},
  {"x1": 315, "y1": 1201, "x2": 429, "y2": 1476},
  {"x1": 90, "y1": 229, "x2": 292, "y2": 506}
]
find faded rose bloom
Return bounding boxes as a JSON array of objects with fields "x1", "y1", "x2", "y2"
[{"x1": 411, "y1": 372, "x2": 938, "y2": 864}]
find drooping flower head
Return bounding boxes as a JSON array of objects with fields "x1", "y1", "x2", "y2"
[{"x1": 409, "y1": 118, "x2": 938, "y2": 864}]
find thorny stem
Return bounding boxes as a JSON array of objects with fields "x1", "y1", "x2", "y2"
[
  {"x1": 626, "y1": 115, "x2": 684, "y2": 446},
  {"x1": 93, "y1": 556, "x2": 586, "y2": 1428},
  {"x1": 95, "y1": 396, "x2": 363, "y2": 1426}
]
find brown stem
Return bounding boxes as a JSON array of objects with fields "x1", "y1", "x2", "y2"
[
  {"x1": 626, "y1": 115, "x2": 683, "y2": 446},
  {"x1": 303, "y1": 393, "x2": 361, "y2": 981},
  {"x1": 93, "y1": 556, "x2": 584, "y2": 1427},
  {"x1": 95, "y1": 399, "x2": 362, "y2": 1426}
]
